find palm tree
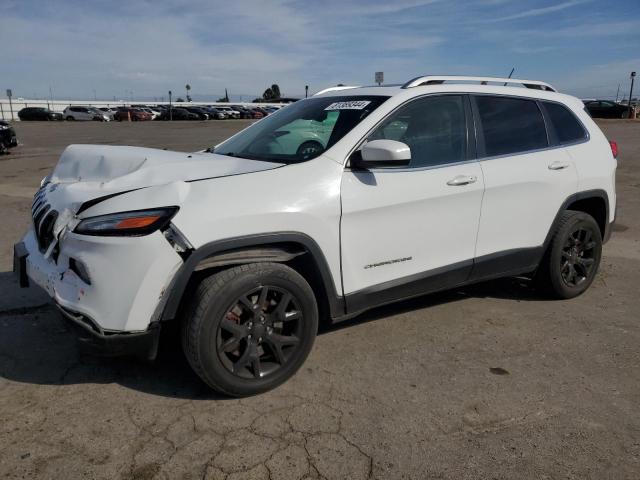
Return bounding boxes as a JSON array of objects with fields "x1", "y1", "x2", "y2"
[{"x1": 185, "y1": 84, "x2": 191, "y2": 102}]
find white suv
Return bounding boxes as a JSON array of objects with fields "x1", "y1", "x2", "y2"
[
  {"x1": 15, "y1": 76, "x2": 617, "y2": 396},
  {"x1": 63, "y1": 106, "x2": 110, "y2": 122}
]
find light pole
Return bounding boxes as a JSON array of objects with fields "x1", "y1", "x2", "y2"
[
  {"x1": 628, "y1": 71, "x2": 636, "y2": 119},
  {"x1": 168, "y1": 90, "x2": 172, "y2": 121},
  {"x1": 305, "y1": 85, "x2": 308, "y2": 98}
]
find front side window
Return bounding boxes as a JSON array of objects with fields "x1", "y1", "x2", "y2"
[
  {"x1": 542, "y1": 101, "x2": 587, "y2": 144},
  {"x1": 368, "y1": 95, "x2": 467, "y2": 168},
  {"x1": 475, "y1": 96, "x2": 547, "y2": 157},
  {"x1": 214, "y1": 96, "x2": 388, "y2": 164}
]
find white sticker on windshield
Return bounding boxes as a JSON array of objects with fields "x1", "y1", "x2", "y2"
[{"x1": 325, "y1": 100, "x2": 371, "y2": 110}]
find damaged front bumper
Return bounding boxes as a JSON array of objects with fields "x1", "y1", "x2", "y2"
[
  {"x1": 14, "y1": 225, "x2": 183, "y2": 358},
  {"x1": 57, "y1": 303, "x2": 161, "y2": 360}
]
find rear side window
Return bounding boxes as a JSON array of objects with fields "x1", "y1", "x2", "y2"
[
  {"x1": 475, "y1": 96, "x2": 547, "y2": 157},
  {"x1": 542, "y1": 102, "x2": 587, "y2": 144}
]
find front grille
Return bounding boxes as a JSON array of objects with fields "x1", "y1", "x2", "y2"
[{"x1": 31, "y1": 187, "x2": 58, "y2": 252}]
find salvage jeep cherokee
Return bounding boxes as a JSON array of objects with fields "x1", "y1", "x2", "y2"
[{"x1": 15, "y1": 76, "x2": 617, "y2": 396}]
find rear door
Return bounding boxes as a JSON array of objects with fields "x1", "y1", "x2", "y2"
[
  {"x1": 340, "y1": 95, "x2": 485, "y2": 309},
  {"x1": 471, "y1": 95, "x2": 578, "y2": 276}
]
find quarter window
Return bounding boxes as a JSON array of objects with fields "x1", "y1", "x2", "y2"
[
  {"x1": 475, "y1": 96, "x2": 547, "y2": 157},
  {"x1": 368, "y1": 95, "x2": 467, "y2": 168},
  {"x1": 542, "y1": 102, "x2": 587, "y2": 144}
]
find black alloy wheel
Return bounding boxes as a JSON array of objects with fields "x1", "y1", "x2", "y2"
[
  {"x1": 535, "y1": 210, "x2": 602, "y2": 299},
  {"x1": 182, "y1": 262, "x2": 318, "y2": 397},
  {"x1": 560, "y1": 227, "x2": 597, "y2": 287},
  {"x1": 217, "y1": 285, "x2": 303, "y2": 379}
]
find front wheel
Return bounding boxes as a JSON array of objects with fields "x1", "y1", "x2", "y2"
[
  {"x1": 182, "y1": 263, "x2": 318, "y2": 397},
  {"x1": 66, "y1": 116, "x2": 74, "y2": 121},
  {"x1": 535, "y1": 210, "x2": 602, "y2": 299}
]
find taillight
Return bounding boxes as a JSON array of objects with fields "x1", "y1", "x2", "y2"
[{"x1": 609, "y1": 140, "x2": 618, "y2": 159}]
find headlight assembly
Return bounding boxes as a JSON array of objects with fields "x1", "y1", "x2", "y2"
[{"x1": 74, "y1": 207, "x2": 178, "y2": 236}]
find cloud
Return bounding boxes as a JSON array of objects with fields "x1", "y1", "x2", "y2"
[
  {"x1": 0, "y1": 0, "x2": 638, "y2": 100},
  {"x1": 483, "y1": 0, "x2": 590, "y2": 22}
]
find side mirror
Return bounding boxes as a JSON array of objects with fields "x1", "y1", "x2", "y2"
[{"x1": 354, "y1": 140, "x2": 411, "y2": 168}]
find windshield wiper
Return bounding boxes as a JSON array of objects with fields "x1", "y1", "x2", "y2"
[{"x1": 209, "y1": 150, "x2": 286, "y2": 164}]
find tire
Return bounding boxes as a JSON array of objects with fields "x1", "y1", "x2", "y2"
[
  {"x1": 182, "y1": 262, "x2": 318, "y2": 397},
  {"x1": 66, "y1": 116, "x2": 74, "y2": 121},
  {"x1": 535, "y1": 210, "x2": 602, "y2": 299},
  {"x1": 296, "y1": 140, "x2": 324, "y2": 159}
]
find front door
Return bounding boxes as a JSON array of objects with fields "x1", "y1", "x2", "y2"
[{"x1": 340, "y1": 94, "x2": 484, "y2": 311}]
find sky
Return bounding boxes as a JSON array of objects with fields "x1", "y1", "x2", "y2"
[{"x1": 1, "y1": 0, "x2": 639, "y2": 101}]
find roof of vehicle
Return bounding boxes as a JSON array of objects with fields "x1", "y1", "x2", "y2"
[{"x1": 313, "y1": 75, "x2": 583, "y2": 109}]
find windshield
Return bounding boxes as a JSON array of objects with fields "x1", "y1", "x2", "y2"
[{"x1": 213, "y1": 95, "x2": 389, "y2": 164}]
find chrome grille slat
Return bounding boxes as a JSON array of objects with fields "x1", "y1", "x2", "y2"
[
  {"x1": 31, "y1": 191, "x2": 58, "y2": 253},
  {"x1": 33, "y1": 205, "x2": 50, "y2": 231},
  {"x1": 32, "y1": 188, "x2": 45, "y2": 208},
  {"x1": 32, "y1": 198, "x2": 45, "y2": 215}
]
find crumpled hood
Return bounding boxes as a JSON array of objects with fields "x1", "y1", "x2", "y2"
[{"x1": 51, "y1": 144, "x2": 282, "y2": 188}]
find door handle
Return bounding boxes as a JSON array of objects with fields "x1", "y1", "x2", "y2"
[
  {"x1": 447, "y1": 175, "x2": 477, "y2": 186},
  {"x1": 548, "y1": 161, "x2": 570, "y2": 170}
]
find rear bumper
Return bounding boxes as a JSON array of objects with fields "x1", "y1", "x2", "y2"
[{"x1": 603, "y1": 202, "x2": 618, "y2": 244}]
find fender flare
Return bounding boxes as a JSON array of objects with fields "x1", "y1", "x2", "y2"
[
  {"x1": 160, "y1": 232, "x2": 345, "y2": 321},
  {"x1": 542, "y1": 189, "x2": 611, "y2": 250}
]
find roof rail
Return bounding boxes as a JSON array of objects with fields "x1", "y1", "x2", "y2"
[
  {"x1": 402, "y1": 75, "x2": 557, "y2": 92},
  {"x1": 313, "y1": 85, "x2": 360, "y2": 96}
]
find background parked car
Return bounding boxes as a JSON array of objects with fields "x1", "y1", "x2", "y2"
[
  {"x1": 201, "y1": 107, "x2": 226, "y2": 119},
  {"x1": 182, "y1": 107, "x2": 210, "y2": 120},
  {"x1": 157, "y1": 108, "x2": 199, "y2": 120},
  {"x1": 583, "y1": 100, "x2": 632, "y2": 118},
  {"x1": 97, "y1": 107, "x2": 116, "y2": 120},
  {"x1": 230, "y1": 105, "x2": 255, "y2": 119},
  {"x1": 0, "y1": 120, "x2": 18, "y2": 154},
  {"x1": 114, "y1": 107, "x2": 152, "y2": 121},
  {"x1": 63, "y1": 106, "x2": 110, "y2": 121},
  {"x1": 214, "y1": 106, "x2": 240, "y2": 119},
  {"x1": 17, "y1": 107, "x2": 64, "y2": 121},
  {"x1": 132, "y1": 105, "x2": 161, "y2": 120},
  {"x1": 251, "y1": 106, "x2": 269, "y2": 118}
]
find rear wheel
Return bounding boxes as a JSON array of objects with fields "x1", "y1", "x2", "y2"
[
  {"x1": 66, "y1": 116, "x2": 74, "y2": 121},
  {"x1": 535, "y1": 210, "x2": 602, "y2": 299},
  {"x1": 182, "y1": 263, "x2": 318, "y2": 397}
]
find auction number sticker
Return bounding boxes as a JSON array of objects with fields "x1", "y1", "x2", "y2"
[{"x1": 325, "y1": 100, "x2": 371, "y2": 110}]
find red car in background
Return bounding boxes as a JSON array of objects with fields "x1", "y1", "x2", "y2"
[{"x1": 114, "y1": 108, "x2": 152, "y2": 121}]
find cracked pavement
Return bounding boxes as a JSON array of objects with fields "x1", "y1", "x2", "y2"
[{"x1": 1, "y1": 120, "x2": 639, "y2": 479}]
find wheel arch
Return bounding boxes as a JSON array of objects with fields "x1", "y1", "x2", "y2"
[
  {"x1": 161, "y1": 232, "x2": 345, "y2": 324},
  {"x1": 544, "y1": 189, "x2": 610, "y2": 249}
]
